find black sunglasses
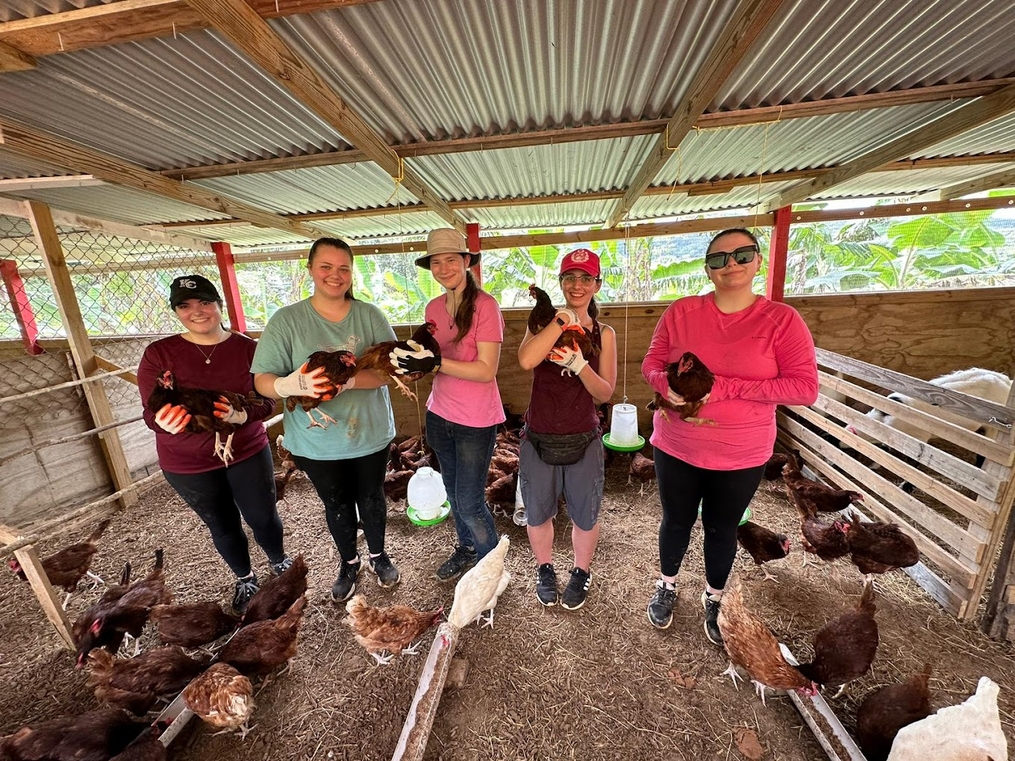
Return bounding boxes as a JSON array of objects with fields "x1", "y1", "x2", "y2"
[{"x1": 705, "y1": 245, "x2": 759, "y2": 270}]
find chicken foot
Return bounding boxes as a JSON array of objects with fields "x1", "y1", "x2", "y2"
[
  {"x1": 388, "y1": 373, "x2": 417, "y2": 401},
  {"x1": 752, "y1": 680, "x2": 769, "y2": 707},
  {"x1": 477, "y1": 609, "x2": 496, "y2": 629},
  {"x1": 371, "y1": 650, "x2": 394, "y2": 666},
  {"x1": 721, "y1": 662, "x2": 743, "y2": 688},
  {"x1": 402, "y1": 642, "x2": 421, "y2": 656},
  {"x1": 761, "y1": 566, "x2": 779, "y2": 583},
  {"x1": 306, "y1": 408, "x2": 338, "y2": 429},
  {"x1": 213, "y1": 432, "x2": 236, "y2": 466}
]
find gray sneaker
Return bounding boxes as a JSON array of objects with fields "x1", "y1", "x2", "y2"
[
  {"x1": 366, "y1": 552, "x2": 401, "y2": 588},
  {"x1": 269, "y1": 555, "x2": 293, "y2": 577},
  {"x1": 701, "y1": 591, "x2": 724, "y2": 646},
  {"x1": 647, "y1": 580, "x2": 677, "y2": 629},
  {"x1": 330, "y1": 559, "x2": 360, "y2": 603},
  {"x1": 231, "y1": 573, "x2": 260, "y2": 616}
]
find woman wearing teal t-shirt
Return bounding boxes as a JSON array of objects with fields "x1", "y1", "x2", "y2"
[{"x1": 253, "y1": 237, "x2": 400, "y2": 603}]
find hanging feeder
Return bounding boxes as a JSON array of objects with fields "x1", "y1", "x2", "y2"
[
  {"x1": 406, "y1": 467, "x2": 451, "y2": 527},
  {"x1": 603, "y1": 402, "x2": 645, "y2": 452}
]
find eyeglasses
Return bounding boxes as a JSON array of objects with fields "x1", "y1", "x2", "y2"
[
  {"x1": 705, "y1": 245, "x2": 759, "y2": 270},
  {"x1": 560, "y1": 274, "x2": 598, "y2": 286}
]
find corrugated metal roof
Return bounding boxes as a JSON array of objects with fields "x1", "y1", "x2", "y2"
[
  {"x1": 9, "y1": 184, "x2": 229, "y2": 225},
  {"x1": 174, "y1": 223, "x2": 307, "y2": 248},
  {"x1": 911, "y1": 111, "x2": 1015, "y2": 159},
  {"x1": 630, "y1": 181, "x2": 801, "y2": 220},
  {"x1": 0, "y1": 148, "x2": 79, "y2": 179},
  {"x1": 465, "y1": 200, "x2": 619, "y2": 231},
  {"x1": 310, "y1": 211, "x2": 447, "y2": 241},
  {"x1": 817, "y1": 163, "x2": 1015, "y2": 199},
  {"x1": 712, "y1": 0, "x2": 1015, "y2": 110},
  {"x1": 0, "y1": 1, "x2": 107, "y2": 23}
]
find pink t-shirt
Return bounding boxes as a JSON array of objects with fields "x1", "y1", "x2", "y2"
[
  {"x1": 642, "y1": 293, "x2": 818, "y2": 470},
  {"x1": 425, "y1": 290, "x2": 506, "y2": 428}
]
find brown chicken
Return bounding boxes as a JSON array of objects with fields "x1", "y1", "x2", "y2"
[
  {"x1": 763, "y1": 451, "x2": 799, "y2": 481},
  {"x1": 150, "y1": 601, "x2": 239, "y2": 649},
  {"x1": 526, "y1": 284, "x2": 597, "y2": 359},
  {"x1": 345, "y1": 594, "x2": 443, "y2": 665},
  {"x1": 628, "y1": 452, "x2": 656, "y2": 494},
  {"x1": 800, "y1": 516, "x2": 851, "y2": 562},
  {"x1": 485, "y1": 472, "x2": 516, "y2": 507},
  {"x1": 0, "y1": 707, "x2": 148, "y2": 761},
  {"x1": 356, "y1": 321, "x2": 441, "y2": 401},
  {"x1": 87, "y1": 646, "x2": 207, "y2": 715},
  {"x1": 782, "y1": 462, "x2": 864, "y2": 514},
  {"x1": 855, "y1": 664, "x2": 933, "y2": 761},
  {"x1": 146, "y1": 370, "x2": 260, "y2": 464},
  {"x1": 73, "y1": 563, "x2": 133, "y2": 667},
  {"x1": 75, "y1": 549, "x2": 172, "y2": 668},
  {"x1": 274, "y1": 460, "x2": 298, "y2": 503},
  {"x1": 384, "y1": 468, "x2": 413, "y2": 503},
  {"x1": 844, "y1": 515, "x2": 920, "y2": 576},
  {"x1": 646, "y1": 352, "x2": 715, "y2": 425},
  {"x1": 220, "y1": 595, "x2": 307, "y2": 676},
  {"x1": 108, "y1": 727, "x2": 167, "y2": 761},
  {"x1": 183, "y1": 662, "x2": 255, "y2": 735},
  {"x1": 241, "y1": 554, "x2": 308, "y2": 626},
  {"x1": 716, "y1": 575, "x2": 818, "y2": 704},
  {"x1": 9, "y1": 519, "x2": 110, "y2": 604},
  {"x1": 736, "y1": 521, "x2": 791, "y2": 581},
  {"x1": 795, "y1": 581, "x2": 879, "y2": 696},
  {"x1": 284, "y1": 349, "x2": 357, "y2": 428}
]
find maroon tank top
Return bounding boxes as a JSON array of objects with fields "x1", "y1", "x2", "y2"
[{"x1": 525, "y1": 321, "x2": 602, "y2": 435}]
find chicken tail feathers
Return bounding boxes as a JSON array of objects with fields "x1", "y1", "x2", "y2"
[
  {"x1": 119, "y1": 562, "x2": 132, "y2": 587},
  {"x1": 151, "y1": 548, "x2": 165, "y2": 575},
  {"x1": 88, "y1": 519, "x2": 112, "y2": 545},
  {"x1": 858, "y1": 578, "x2": 877, "y2": 616}
]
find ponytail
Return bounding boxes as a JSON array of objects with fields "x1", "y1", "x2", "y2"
[{"x1": 451, "y1": 270, "x2": 480, "y2": 344}]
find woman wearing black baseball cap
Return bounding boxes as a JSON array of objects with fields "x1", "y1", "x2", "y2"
[{"x1": 137, "y1": 274, "x2": 292, "y2": 615}]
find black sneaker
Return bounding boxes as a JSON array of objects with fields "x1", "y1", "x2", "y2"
[
  {"x1": 535, "y1": 563, "x2": 558, "y2": 607},
  {"x1": 436, "y1": 545, "x2": 477, "y2": 582},
  {"x1": 560, "y1": 567, "x2": 591, "y2": 611},
  {"x1": 269, "y1": 556, "x2": 293, "y2": 577},
  {"x1": 647, "y1": 580, "x2": 677, "y2": 629},
  {"x1": 701, "y1": 591, "x2": 724, "y2": 646},
  {"x1": 330, "y1": 559, "x2": 361, "y2": 603},
  {"x1": 231, "y1": 573, "x2": 260, "y2": 616},
  {"x1": 366, "y1": 552, "x2": 401, "y2": 588}
]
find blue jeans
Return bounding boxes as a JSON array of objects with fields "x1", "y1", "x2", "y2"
[{"x1": 426, "y1": 410, "x2": 498, "y2": 558}]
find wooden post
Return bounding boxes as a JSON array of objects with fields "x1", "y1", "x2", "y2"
[
  {"x1": 1, "y1": 259, "x2": 43, "y2": 354},
  {"x1": 0, "y1": 525, "x2": 74, "y2": 649},
  {"x1": 212, "y1": 241, "x2": 247, "y2": 333},
  {"x1": 980, "y1": 381, "x2": 1015, "y2": 634},
  {"x1": 766, "y1": 205, "x2": 790, "y2": 302},
  {"x1": 26, "y1": 200, "x2": 137, "y2": 509},
  {"x1": 466, "y1": 222, "x2": 482, "y2": 287}
]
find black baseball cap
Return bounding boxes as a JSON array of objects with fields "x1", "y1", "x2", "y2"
[{"x1": 169, "y1": 274, "x2": 221, "y2": 308}]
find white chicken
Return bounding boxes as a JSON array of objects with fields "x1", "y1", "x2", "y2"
[
  {"x1": 448, "y1": 535, "x2": 511, "y2": 630},
  {"x1": 888, "y1": 676, "x2": 1007, "y2": 761}
]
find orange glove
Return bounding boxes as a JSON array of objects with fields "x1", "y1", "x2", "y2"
[{"x1": 155, "y1": 403, "x2": 191, "y2": 434}]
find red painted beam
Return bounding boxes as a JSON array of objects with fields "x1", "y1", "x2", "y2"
[
  {"x1": 766, "y1": 206, "x2": 791, "y2": 302},
  {"x1": 466, "y1": 222, "x2": 482, "y2": 288},
  {"x1": 212, "y1": 241, "x2": 247, "y2": 333},
  {"x1": 1, "y1": 259, "x2": 43, "y2": 354}
]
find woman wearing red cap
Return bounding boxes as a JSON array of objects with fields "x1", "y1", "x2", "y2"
[
  {"x1": 517, "y1": 248, "x2": 617, "y2": 610},
  {"x1": 138, "y1": 274, "x2": 291, "y2": 616},
  {"x1": 394, "y1": 228, "x2": 504, "y2": 581}
]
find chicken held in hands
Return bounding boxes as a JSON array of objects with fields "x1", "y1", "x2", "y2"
[
  {"x1": 736, "y1": 521, "x2": 790, "y2": 581},
  {"x1": 220, "y1": 595, "x2": 307, "y2": 676},
  {"x1": 150, "y1": 601, "x2": 239, "y2": 649},
  {"x1": 855, "y1": 664, "x2": 933, "y2": 761},
  {"x1": 87, "y1": 646, "x2": 207, "y2": 715},
  {"x1": 716, "y1": 575, "x2": 818, "y2": 704},
  {"x1": 795, "y1": 581, "x2": 878, "y2": 697},
  {"x1": 241, "y1": 554, "x2": 308, "y2": 626},
  {"x1": 360, "y1": 321, "x2": 441, "y2": 400},
  {"x1": 844, "y1": 514, "x2": 920, "y2": 577},
  {"x1": 345, "y1": 595, "x2": 443, "y2": 665},
  {"x1": 183, "y1": 662, "x2": 255, "y2": 736},
  {"x1": 526, "y1": 284, "x2": 597, "y2": 359},
  {"x1": 147, "y1": 369, "x2": 259, "y2": 464},
  {"x1": 284, "y1": 350, "x2": 357, "y2": 429},
  {"x1": 9, "y1": 519, "x2": 110, "y2": 608},
  {"x1": 646, "y1": 351, "x2": 715, "y2": 425}
]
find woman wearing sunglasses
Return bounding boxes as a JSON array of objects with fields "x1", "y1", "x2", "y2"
[{"x1": 642, "y1": 228, "x2": 818, "y2": 645}]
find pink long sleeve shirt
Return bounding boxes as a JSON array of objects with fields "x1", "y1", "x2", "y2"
[{"x1": 642, "y1": 293, "x2": 818, "y2": 470}]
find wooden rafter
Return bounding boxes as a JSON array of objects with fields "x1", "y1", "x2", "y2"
[
  {"x1": 182, "y1": 0, "x2": 465, "y2": 232},
  {"x1": 0, "y1": 0, "x2": 378, "y2": 57},
  {"x1": 762, "y1": 83, "x2": 1015, "y2": 211},
  {"x1": 0, "y1": 37, "x2": 35, "y2": 72},
  {"x1": 603, "y1": 0, "x2": 786, "y2": 228},
  {"x1": 0, "y1": 175, "x2": 103, "y2": 192},
  {"x1": 935, "y1": 164, "x2": 1015, "y2": 200},
  {"x1": 0, "y1": 119, "x2": 326, "y2": 239}
]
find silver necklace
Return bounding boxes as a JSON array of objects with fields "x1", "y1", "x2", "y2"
[{"x1": 192, "y1": 337, "x2": 223, "y2": 364}]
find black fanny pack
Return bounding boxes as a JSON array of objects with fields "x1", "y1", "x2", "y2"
[{"x1": 525, "y1": 426, "x2": 598, "y2": 466}]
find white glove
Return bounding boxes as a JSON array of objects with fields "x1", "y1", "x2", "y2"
[
  {"x1": 155, "y1": 403, "x2": 191, "y2": 434},
  {"x1": 214, "y1": 397, "x2": 248, "y2": 425},
  {"x1": 273, "y1": 362, "x2": 330, "y2": 398},
  {"x1": 554, "y1": 308, "x2": 580, "y2": 327},
  {"x1": 550, "y1": 345, "x2": 588, "y2": 376}
]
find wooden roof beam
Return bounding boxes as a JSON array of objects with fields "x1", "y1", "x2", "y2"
[
  {"x1": 182, "y1": 0, "x2": 465, "y2": 233},
  {"x1": 0, "y1": 38, "x2": 35, "y2": 72},
  {"x1": 0, "y1": 119, "x2": 327, "y2": 239},
  {"x1": 935, "y1": 164, "x2": 1015, "y2": 200},
  {"x1": 762, "y1": 83, "x2": 1015, "y2": 211},
  {"x1": 0, "y1": 0, "x2": 378, "y2": 57},
  {"x1": 603, "y1": 0, "x2": 787, "y2": 228}
]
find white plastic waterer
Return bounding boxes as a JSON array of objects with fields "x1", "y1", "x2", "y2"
[
  {"x1": 407, "y1": 467, "x2": 447, "y2": 520},
  {"x1": 609, "y1": 403, "x2": 640, "y2": 447}
]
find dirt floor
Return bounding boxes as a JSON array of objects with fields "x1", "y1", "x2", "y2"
[{"x1": 2, "y1": 453, "x2": 1015, "y2": 761}]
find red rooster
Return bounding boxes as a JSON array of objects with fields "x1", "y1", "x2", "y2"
[
  {"x1": 356, "y1": 321, "x2": 441, "y2": 400},
  {"x1": 146, "y1": 370, "x2": 259, "y2": 464},
  {"x1": 285, "y1": 350, "x2": 357, "y2": 428},
  {"x1": 646, "y1": 352, "x2": 715, "y2": 425},
  {"x1": 526, "y1": 284, "x2": 596, "y2": 359}
]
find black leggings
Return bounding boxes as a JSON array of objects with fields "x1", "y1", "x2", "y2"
[
  {"x1": 294, "y1": 445, "x2": 390, "y2": 563},
  {"x1": 163, "y1": 445, "x2": 284, "y2": 578},
  {"x1": 654, "y1": 447, "x2": 765, "y2": 590}
]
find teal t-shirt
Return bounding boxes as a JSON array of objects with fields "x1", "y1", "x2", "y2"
[{"x1": 252, "y1": 298, "x2": 397, "y2": 460}]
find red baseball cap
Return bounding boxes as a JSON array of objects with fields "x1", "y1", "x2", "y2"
[{"x1": 558, "y1": 248, "x2": 600, "y2": 279}]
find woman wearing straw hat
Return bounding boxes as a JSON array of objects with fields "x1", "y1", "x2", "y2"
[
  {"x1": 517, "y1": 248, "x2": 617, "y2": 610},
  {"x1": 393, "y1": 228, "x2": 503, "y2": 581}
]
